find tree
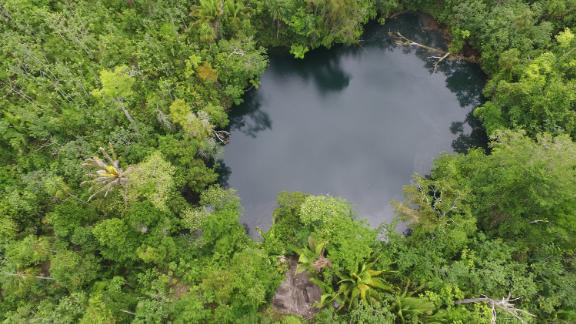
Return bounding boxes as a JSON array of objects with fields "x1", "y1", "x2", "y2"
[
  {"x1": 295, "y1": 235, "x2": 331, "y2": 273},
  {"x1": 50, "y1": 250, "x2": 100, "y2": 291},
  {"x1": 321, "y1": 261, "x2": 393, "y2": 311},
  {"x1": 394, "y1": 130, "x2": 576, "y2": 319},
  {"x1": 82, "y1": 146, "x2": 131, "y2": 201},
  {"x1": 169, "y1": 99, "x2": 213, "y2": 141},
  {"x1": 92, "y1": 218, "x2": 138, "y2": 262},
  {"x1": 80, "y1": 293, "x2": 116, "y2": 324},
  {"x1": 91, "y1": 65, "x2": 138, "y2": 129},
  {"x1": 127, "y1": 151, "x2": 176, "y2": 211},
  {"x1": 476, "y1": 29, "x2": 576, "y2": 137},
  {"x1": 299, "y1": 195, "x2": 377, "y2": 273}
]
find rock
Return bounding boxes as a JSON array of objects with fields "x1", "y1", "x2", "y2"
[{"x1": 272, "y1": 257, "x2": 322, "y2": 319}]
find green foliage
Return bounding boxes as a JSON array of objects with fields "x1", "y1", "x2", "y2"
[
  {"x1": 299, "y1": 195, "x2": 352, "y2": 226},
  {"x1": 262, "y1": 191, "x2": 310, "y2": 255},
  {"x1": 193, "y1": 186, "x2": 251, "y2": 257},
  {"x1": 80, "y1": 293, "x2": 115, "y2": 324},
  {"x1": 295, "y1": 235, "x2": 329, "y2": 273},
  {"x1": 393, "y1": 131, "x2": 576, "y2": 319},
  {"x1": 301, "y1": 196, "x2": 377, "y2": 273},
  {"x1": 290, "y1": 44, "x2": 309, "y2": 59},
  {"x1": 347, "y1": 302, "x2": 395, "y2": 323},
  {"x1": 169, "y1": 99, "x2": 214, "y2": 141},
  {"x1": 448, "y1": 28, "x2": 471, "y2": 53},
  {"x1": 50, "y1": 250, "x2": 100, "y2": 291},
  {"x1": 432, "y1": 131, "x2": 576, "y2": 249},
  {"x1": 200, "y1": 248, "x2": 281, "y2": 318},
  {"x1": 91, "y1": 66, "x2": 134, "y2": 101},
  {"x1": 92, "y1": 218, "x2": 138, "y2": 262},
  {"x1": 556, "y1": 28, "x2": 575, "y2": 48},
  {"x1": 0, "y1": 235, "x2": 51, "y2": 301},
  {"x1": 476, "y1": 47, "x2": 576, "y2": 137},
  {"x1": 255, "y1": 0, "x2": 378, "y2": 56},
  {"x1": 2, "y1": 0, "x2": 576, "y2": 322},
  {"x1": 325, "y1": 262, "x2": 394, "y2": 311},
  {"x1": 45, "y1": 201, "x2": 97, "y2": 239},
  {"x1": 127, "y1": 151, "x2": 176, "y2": 211}
]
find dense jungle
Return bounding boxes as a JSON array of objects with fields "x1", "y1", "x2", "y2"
[{"x1": 1, "y1": 0, "x2": 576, "y2": 323}]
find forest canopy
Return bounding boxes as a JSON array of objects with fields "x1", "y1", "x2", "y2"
[{"x1": 1, "y1": 0, "x2": 575, "y2": 323}]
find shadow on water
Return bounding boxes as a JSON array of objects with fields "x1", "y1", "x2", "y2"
[
  {"x1": 228, "y1": 13, "x2": 488, "y2": 152},
  {"x1": 440, "y1": 62, "x2": 488, "y2": 153},
  {"x1": 227, "y1": 45, "x2": 361, "y2": 136},
  {"x1": 363, "y1": 13, "x2": 447, "y2": 51},
  {"x1": 266, "y1": 46, "x2": 357, "y2": 96},
  {"x1": 362, "y1": 13, "x2": 489, "y2": 153},
  {"x1": 364, "y1": 14, "x2": 486, "y2": 106},
  {"x1": 441, "y1": 61, "x2": 484, "y2": 108},
  {"x1": 215, "y1": 160, "x2": 232, "y2": 188},
  {"x1": 438, "y1": 61, "x2": 488, "y2": 153},
  {"x1": 228, "y1": 89, "x2": 272, "y2": 138},
  {"x1": 450, "y1": 111, "x2": 489, "y2": 153}
]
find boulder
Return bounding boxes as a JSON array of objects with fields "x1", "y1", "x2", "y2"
[{"x1": 272, "y1": 257, "x2": 322, "y2": 319}]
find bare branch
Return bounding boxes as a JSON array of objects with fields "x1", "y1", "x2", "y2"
[
  {"x1": 213, "y1": 130, "x2": 230, "y2": 144},
  {"x1": 433, "y1": 52, "x2": 451, "y2": 73},
  {"x1": 120, "y1": 309, "x2": 136, "y2": 316},
  {"x1": 529, "y1": 219, "x2": 549, "y2": 224},
  {"x1": 389, "y1": 32, "x2": 462, "y2": 73},
  {"x1": 2, "y1": 272, "x2": 55, "y2": 281},
  {"x1": 456, "y1": 294, "x2": 535, "y2": 324},
  {"x1": 390, "y1": 32, "x2": 445, "y2": 54}
]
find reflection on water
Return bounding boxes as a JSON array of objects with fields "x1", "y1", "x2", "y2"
[
  {"x1": 228, "y1": 90, "x2": 272, "y2": 138},
  {"x1": 222, "y1": 13, "x2": 487, "y2": 233}
]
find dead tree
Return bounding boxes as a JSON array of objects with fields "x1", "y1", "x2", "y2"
[
  {"x1": 213, "y1": 130, "x2": 230, "y2": 144},
  {"x1": 455, "y1": 294, "x2": 535, "y2": 324},
  {"x1": 389, "y1": 32, "x2": 452, "y2": 73}
]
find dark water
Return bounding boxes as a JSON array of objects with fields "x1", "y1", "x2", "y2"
[{"x1": 221, "y1": 14, "x2": 486, "y2": 233}]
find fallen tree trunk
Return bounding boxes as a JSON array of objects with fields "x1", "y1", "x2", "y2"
[
  {"x1": 390, "y1": 32, "x2": 446, "y2": 54},
  {"x1": 388, "y1": 32, "x2": 477, "y2": 71}
]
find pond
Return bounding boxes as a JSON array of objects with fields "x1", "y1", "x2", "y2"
[{"x1": 220, "y1": 14, "x2": 486, "y2": 234}]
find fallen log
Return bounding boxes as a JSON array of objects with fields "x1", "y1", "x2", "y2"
[
  {"x1": 390, "y1": 32, "x2": 446, "y2": 54},
  {"x1": 388, "y1": 32, "x2": 477, "y2": 71},
  {"x1": 389, "y1": 32, "x2": 450, "y2": 72}
]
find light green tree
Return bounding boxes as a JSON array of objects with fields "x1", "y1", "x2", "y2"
[
  {"x1": 127, "y1": 151, "x2": 176, "y2": 211},
  {"x1": 92, "y1": 65, "x2": 137, "y2": 129}
]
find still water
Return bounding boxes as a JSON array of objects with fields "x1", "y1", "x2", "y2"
[{"x1": 221, "y1": 14, "x2": 486, "y2": 233}]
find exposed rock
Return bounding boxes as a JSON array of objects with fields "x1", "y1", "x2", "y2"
[{"x1": 272, "y1": 257, "x2": 322, "y2": 319}]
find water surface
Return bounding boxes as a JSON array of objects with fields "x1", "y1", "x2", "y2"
[{"x1": 221, "y1": 14, "x2": 486, "y2": 233}]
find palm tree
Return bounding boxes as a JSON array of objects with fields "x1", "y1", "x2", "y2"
[
  {"x1": 265, "y1": 0, "x2": 286, "y2": 39},
  {"x1": 192, "y1": 0, "x2": 224, "y2": 39},
  {"x1": 82, "y1": 146, "x2": 131, "y2": 201},
  {"x1": 321, "y1": 261, "x2": 394, "y2": 311}
]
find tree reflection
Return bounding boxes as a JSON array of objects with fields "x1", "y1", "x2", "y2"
[
  {"x1": 450, "y1": 111, "x2": 489, "y2": 154},
  {"x1": 441, "y1": 61, "x2": 484, "y2": 108},
  {"x1": 374, "y1": 13, "x2": 488, "y2": 152},
  {"x1": 215, "y1": 159, "x2": 232, "y2": 188},
  {"x1": 267, "y1": 46, "x2": 355, "y2": 96},
  {"x1": 437, "y1": 58, "x2": 488, "y2": 153},
  {"x1": 227, "y1": 44, "x2": 359, "y2": 135},
  {"x1": 228, "y1": 13, "x2": 489, "y2": 151},
  {"x1": 228, "y1": 89, "x2": 272, "y2": 137}
]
